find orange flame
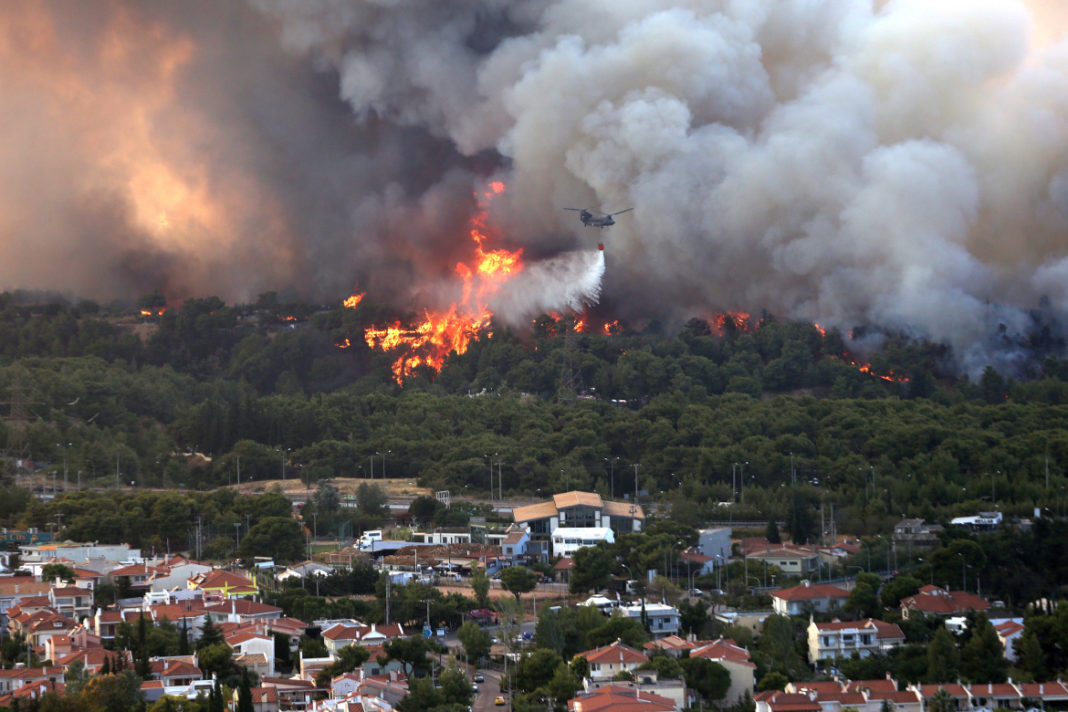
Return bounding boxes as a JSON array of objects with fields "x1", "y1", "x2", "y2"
[
  {"x1": 278, "y1": 315, "x2": 298, "y2": 322},
  {"x1": 139, "y1": 307, "x2": 165, "y2": 317},
  {"x1": 603, "y1": 320, "x2": 620, "y2": 335},
  {"x1": 337, "y1": 338, "x2": 351, "y2": 349},
  {"x1": 343, "y1": 293, "x2": 365, "y2": 309},
  {"x1": 834, "y1": 355, "x2": 909, "y2": 383},
  {"x1": 708, "y1": 311, "x2": 751, "y2": 336},
  {"x1": 365, "y1": 183, "x2": 520, "y2": 382},
  {"x1": 813, "y1": 323, "x2": 827, "y2": 338}
]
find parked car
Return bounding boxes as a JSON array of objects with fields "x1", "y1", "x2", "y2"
[{"x1": 473, "y1": 673, "x2": 484, "y2": 683}]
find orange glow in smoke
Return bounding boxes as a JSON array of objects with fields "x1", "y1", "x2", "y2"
[
  {"x1": 364, "y1": 183, "x2": 521, "y2": 382},
  {"x1": 343, "y1": 293, "x2": 365, "y2": 309}
]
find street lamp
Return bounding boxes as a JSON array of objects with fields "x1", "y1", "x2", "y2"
[
  {"x1": 957, "y1": 553, "x2": 966, "y2": 592},
  {"x1": 604, "y1": 457, "x2": 618, "y2": 499},
  {"x1": 278, "y1": 447, "x2": 290, "y2": 480}
]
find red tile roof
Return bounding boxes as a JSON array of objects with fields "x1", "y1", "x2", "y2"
[
  {"x1": 845, "y1": 680, "x2": 897, "y2": 694},
  {"x1": 754, "y1": 691, "x2": 822, "y2": 712},
  {"x1": 568, "y1": 685, "x2": 675, "y2": 712},
  {"x1": 578, "y1": 640, "x2": 648, "y2": 665},
  {"x1": 773, "y1": 582, "x2": 849, "y2": 601},
  {"x1": 690, "y1": 638, "x2": 756, "y2": 668},
  {"x1": 901, "y1": 588, "x2": 990, "y2": 615},
  {"x1": 812, "y1": 618, "x2": 904, "y2": 640},
  {"x1": 915, "y1": 684, "x2": 970, "y2": 699}
]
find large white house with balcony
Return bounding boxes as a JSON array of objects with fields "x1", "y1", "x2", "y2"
[{"x1": 807, "y1": 618, "x2": 905, "y2": 664}]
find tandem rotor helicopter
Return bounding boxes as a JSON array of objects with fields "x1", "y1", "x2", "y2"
[{"x1": 564, "y1": 206, "x2": 633, "y2": 229}]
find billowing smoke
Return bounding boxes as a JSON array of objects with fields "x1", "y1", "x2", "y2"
[{"x1": 4, "y1": 1, "x2": 1068, "y2": 372}]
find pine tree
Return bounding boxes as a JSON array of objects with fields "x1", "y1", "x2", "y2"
[
  {"x1": 237, "y1": 668, "x2": 254, "y2": 712},
  {"x1": 925, "y1": 627, "x2": 960, "y2": 683},
  {"x1": 1014, "y1": 628, "x2": 1046, "y2": 681},
  {"x1": 766, "y1": 520, "x2": 781, "y2": 544},
  {"x1": 961, "y1": 614, "x2": 1008, "y2": 683},
  {"x1": 101, "y1": 655, "x2": 111, "y2": 676},
  {"x1": 198, "y1": 617, "x2": 224, "y2": 649},
  {"x1": 136, "y1": 615, "x2": 152, "y2": 679},
  {"x1": 212, "y1": 677, "x2": 226, "y2": 712},
  {"x1": 179, "y1": 618, "x2": 190, "y2": 656}
]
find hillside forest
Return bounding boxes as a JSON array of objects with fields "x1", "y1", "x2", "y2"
[{"x1": 0, "y1": 290, "x2": 1066, "y2": 543}]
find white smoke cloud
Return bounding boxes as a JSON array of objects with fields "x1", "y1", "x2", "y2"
[
  {"x1": 5, "y1": 0, "x2": 1068, "y2": 373},
  {"x1": 489, "y1": 250, "x2": 605, "y2": 325}
]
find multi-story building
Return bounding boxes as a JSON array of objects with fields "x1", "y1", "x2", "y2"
[
  {"x1": 807, "y1": 618, "x2": 905, "y2": 664},
  {"x1": 512, "y1": 491, "x2": 644, "y2": 558},
  {"x1": 619, "y1": 601, "x2": 680, "y2": 639}
]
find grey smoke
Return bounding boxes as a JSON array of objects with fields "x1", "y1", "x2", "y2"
[{"x1": 3, "y1": 0, "x2": 1068, "y2": 373}]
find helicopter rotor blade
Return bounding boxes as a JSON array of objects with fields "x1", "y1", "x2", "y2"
[{"x1": 608, "y1": 208, "x2": 634, "y2": 217}]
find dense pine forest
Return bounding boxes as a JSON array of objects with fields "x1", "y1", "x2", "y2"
[{"x1": 1, "y1": 290, "x2": 1067, "y2": 540}]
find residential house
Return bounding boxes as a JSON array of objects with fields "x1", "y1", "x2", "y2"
[
  {"x1": 47, "y1": 586, "x2": 93, "y2": 621},
  {"x1": 619, "y1": 601, "x2": 680, "y2": 639},
  {"x1": 146, "y1": 557, "x2": 213, "y2": 593},
  {"x1": 260, "y1": 675, "x2": 318, "y2": 708},
  {"x1": 501, "y1": 526, "x2": 531, "y2": 564},
  {"x1": 203, "y1": 599, "x2": 282, "y2": 624},
  {"x1": 0, "y1": 667, "x2": 65, "y2": 696},
  {"x1": 747, "y1": 546, "x2": 820, "y2": 577},
  {"x1": 892, "y1": 519, "x2": 943, "y2": 549},
  {"x1": 807, "y1": 618, "x2": 905, "y2": 664},
  {"x1": 690, "y1": 638, "x2": 756, "y2": 704},
  {"x1": 0, "y1": 580, "x2": 52, "y2": 626},
  {"x1": 755, "y1": 690, "x2": 823, "y2": 712},
  {"x1": 225, "y1": 630, "x2": 275, "y2": 677},
  {"x1": 149, "y1": 657, "x2": 202, "y2": 687},
  {"x1": 18, "y1": 541, "x2": 140, "y2": 565},
  {"x1": 187, "y1": 569, "x2": 259, "y2": 599},
  {"x1": 108, "y1": 563, "x2": 165, "y2": 591},
  {"x1": 900, "y1": 585, "x2": 990, "y2": 619},
  {"x1": 567, "y1": 685, "x2": 676, "y2": 712},
  {"x1": 696, "y1": 528, "x2": 732, "y2": 574},
  {"x1": 320, "y1": 622, "x2": 404, "y2": 655},
  {"x1": 771, "y1": 582, "x2": 850, "y2": 616},
  {"x1": 993, "y1": 619, "x2": 1025, "y2": 661},
  {"x1": 248, "y1": 686, "x2": 280, "y2": 712},
  {"x1": 576, "y1": 639, "x2": 648, "y2": 682}
]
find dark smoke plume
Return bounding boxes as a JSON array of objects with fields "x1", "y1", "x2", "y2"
[{"x1": 3, "y1": 1, "x2": 1068, "y2": 373}]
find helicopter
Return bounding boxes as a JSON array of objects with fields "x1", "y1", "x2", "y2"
[{"x1": 564, "y1": 207, "x2": 633, "y2": 229}]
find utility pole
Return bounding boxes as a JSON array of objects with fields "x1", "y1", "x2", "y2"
[
  {"x1": 236, "y1": 455, "x2": 241, "y2": 487},
  {"x1": 632, "y1": 464, "x2": 640, "y2": 504}
]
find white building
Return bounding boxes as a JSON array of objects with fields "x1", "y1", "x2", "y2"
[
  {"x1": 807, "y1": 618, "x2": 905, "y2": 664},
  {"x1": 696, "y1": 528, "x2": 732, "y2": 574},
  {"x1": 620, "y1": 601, "x2": 680, "y2": 639},
  {"x1": 550, "y1": 527, "x2": 614, "y2": 558}
]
